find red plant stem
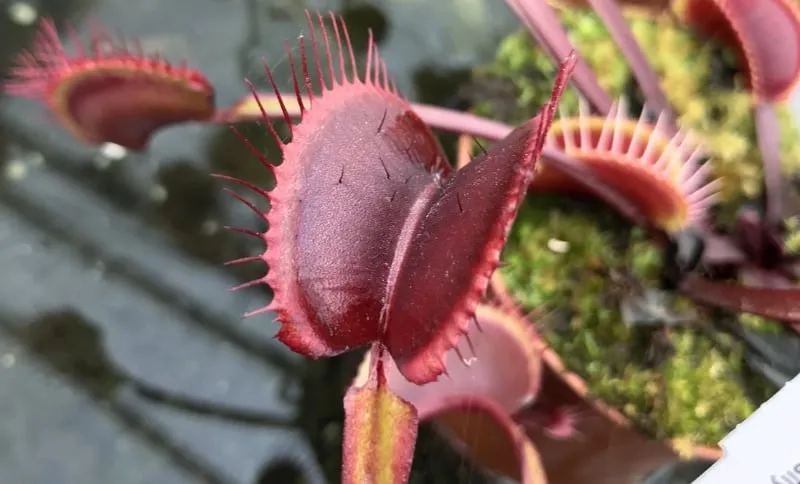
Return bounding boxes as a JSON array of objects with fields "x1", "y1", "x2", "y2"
[
  {"x1": 754, "y1": 103, "x2": 785, "y2": 228},
  {"x1": 679, "y1": 274, "x2": 800, "y2": 323},
  {"x1": 504, "y1": 0, "x2": 613, "y2": 114},
  {"x1": 586, "y1": 0, "x2": 675, "y2": 122},
  {"x1": 220, "y1": 97, "x2": 513, "y2": 142},
  {"x1": 411, "y1": 104, "x2": 513, "y2": 140}
]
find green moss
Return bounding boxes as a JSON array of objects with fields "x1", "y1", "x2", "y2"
[
  {"x1": 473, "y1": 8, "x2": 800, "y2": 204},
  {"x1": 786, "y1": 216, "x2": 800, "y2": 255},
  {"x1": 658, "y1": 331, "x2": 759, "y2": 442},
  {"x1": 501, "y1": 198, "x2": 774, "y2": 444}
]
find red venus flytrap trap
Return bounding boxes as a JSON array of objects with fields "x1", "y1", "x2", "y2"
[
  {"x1": 213, "y1": 11, "x2": 576, "y2": 482},
  {"x1": 681, "y1": 0, "x2": 800, "y2": 105},
  {"x1": 219, "y1": 11, "x2": 573, "y2": 385},
  {"x1": 4, "y1": 18, "x2": 215, "y2": 150},
  {"x1": 535, "y1": 98, "x2": 720, "y2": 233}
]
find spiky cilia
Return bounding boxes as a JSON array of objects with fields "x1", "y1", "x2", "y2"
[{"x1": 538, "y1": 97, "x2": 721, "y2": 233}]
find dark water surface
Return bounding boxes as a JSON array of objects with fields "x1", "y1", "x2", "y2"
[{"x1": 0, "y1": 0, "x2": 518, "y2": 482}]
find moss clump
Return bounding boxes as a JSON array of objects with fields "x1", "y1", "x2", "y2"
[
  {"x1": 501, "y1": 197, "x2": 774, "y2": 444},
  {"x1": 472, "y1": 8, "x2": 800, "y2": 205}
]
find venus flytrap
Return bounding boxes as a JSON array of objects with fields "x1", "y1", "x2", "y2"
[{"x1": 213, "y1": 11, "x2": 576, "y2": 482}]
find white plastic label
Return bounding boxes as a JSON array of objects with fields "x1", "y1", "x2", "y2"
[{"x1": 694, "y1": 373, "x2": 800, "y2": 483}]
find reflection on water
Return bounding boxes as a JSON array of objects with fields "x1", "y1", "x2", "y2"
[
  {"x1": 3, "y1": 310, "x2": 242, "y2": 483},
  {"x1": 16, "y1": 309, "x2": 123, "y2": 398},
  {"x1": 151, "y1": 160, "x2": 231, "y2": 265}
]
